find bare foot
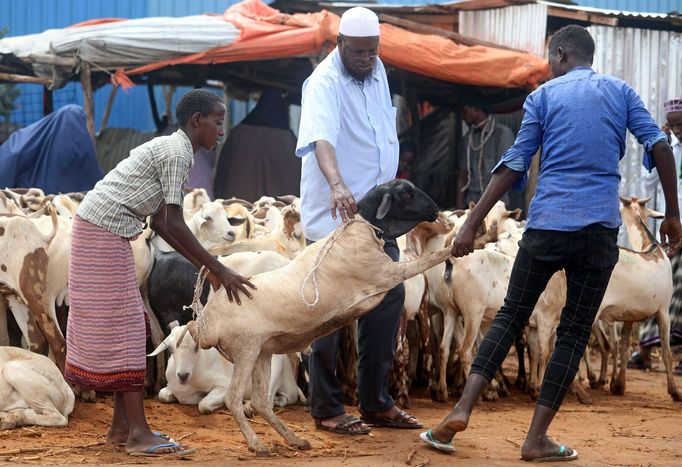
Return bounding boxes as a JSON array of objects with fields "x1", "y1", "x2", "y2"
[
  {"x1": 429, "y1": 406, "x2": 469, "y2": 443},
  {"x1": 125, "y1": 430, "x2": 182, "y2": 455},
  {"x1": 521, "y1": 435, "x2": 575, "y2": 461},
  {"x1": 106, "y1": 427, "x2": 128, "y2": 445},
  {"x1": 318, "y1": 414, "x2": 369, "y2": 434}
]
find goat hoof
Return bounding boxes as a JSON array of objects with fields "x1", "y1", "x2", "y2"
[
  {"x1": 610, "y1": 383, "x2": 625, "y2": 395},
  {"x1": 434, "y1": 388, "x2": 448, "y2": 403},
  {"x1": 243, "y1": 404, "x2": 255, "y2": 419},
  {"x1": 293, "y1": 438, "x2": 311, "y2": 450},
  {"x1": 482, "y1": 389, "x2": 499, "y2": 402},
  {"x1": 1, "y1": 416, "x2": 18, "y2": 430},
  {"x1": 255, "y1": 448, "x2": 270, "y2": 457}
]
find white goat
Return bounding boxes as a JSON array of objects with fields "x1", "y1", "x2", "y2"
[
  {"x1": 0, "y1": 346, "x2": 74, "y2": 429},
  {"x1": 152, "y1": 201, "x2": 243, "y2": 253},
  {"x1": 151, "y1": 323, "x2": 303, "y2": 414}
]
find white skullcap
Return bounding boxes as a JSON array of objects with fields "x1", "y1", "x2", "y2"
[{"x1": 339, "y1": 7, "x2": 380, "y2": 37}]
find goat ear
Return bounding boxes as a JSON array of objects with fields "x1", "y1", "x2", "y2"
[
  {"x1": 618, "y1": 196, "x2": 631, "y2": 206},
  {"x1": 228, "y1": 216, "x2": 247, "y2": 226},
  {"x1": 148, "y1": 338, "x2": 170, "y2": 357},
  {"x1": 508, "y1": 208, "x2": 522, "y2": 220},
  {"x1": 375, "y1": 193, "x2": 392, "y2": 220},
  {"x1": 647, "y1": 208, "x2": 664, "y2": 219}
]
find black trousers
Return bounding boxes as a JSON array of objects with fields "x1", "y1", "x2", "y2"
[
  {"x1": 308, "y1": 239, "x2": 405, "y2": 419},
  {"x1": 470, "y1": 224, "x2": 619, "y2": 411}
]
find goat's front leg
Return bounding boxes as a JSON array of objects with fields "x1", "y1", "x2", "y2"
[
  {"x1": 224, "y1": 349, "x2": 266, "y2": 455},
  {"x1": 198, "y1": 386, "x2": 227, "y2": 414},
  {"x1": 250, "y1": 352, "x2": 311, "y2": 451}
]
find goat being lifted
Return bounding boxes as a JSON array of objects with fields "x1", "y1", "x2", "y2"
[{"x1": 186, "y1": 180, "x2": 452, "y2": 456}]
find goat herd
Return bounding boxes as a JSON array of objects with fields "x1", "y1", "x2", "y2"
[{"x1": 0, "y1": 182, "x2": 680, "y2": 456}]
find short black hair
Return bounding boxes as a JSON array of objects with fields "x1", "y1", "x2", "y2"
[
  {"x1": 175, "y1": 89, "x2": 224, "y2": 126},
  {"x1": 459, "y1": 94, "x2": 492, "y2": 114},
  {"x1": 549, "y1": 25, "x2": 595, "y2": 63}
]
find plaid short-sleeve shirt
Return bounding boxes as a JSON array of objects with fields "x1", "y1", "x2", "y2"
[{"x1": 78, "y1": 129, "x2": 193, "y2": 238}]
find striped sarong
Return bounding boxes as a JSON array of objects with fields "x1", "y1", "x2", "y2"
[
  {"x1": 65, "y1": 215, "x2": 148, "y2": 392},
  {"x1": 639, "y1": 249, "x2": 682, "y2": 347}
]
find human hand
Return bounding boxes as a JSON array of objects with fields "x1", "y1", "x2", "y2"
[
  {"x1": 206, "y1": 266, "x2": 256, "y2": 305},
  {"x1": 450, "y1": 224, "x2": 476, "y2": 258},
  {"x1": 330, "y1": 181, "x2": 357, "y2": 222},
  {"x1": 660, "y1": 216, "x2": 682, "y2": 257}
]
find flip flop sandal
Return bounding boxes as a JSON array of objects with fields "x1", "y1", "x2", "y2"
[
  {"x1": 111, "y1": 431, "x2": 173, "y2": 447},
  {"x1": 525, "y1": 445, "x2": 578, "y2": 463},
  {"x1": 419, "y1": 430, "x2": 456, "y2": 453},
  {"x1": 127, "y1": 441, "x2": 196, "y2": 458},
  {"x1": 315, "y1": 415, "x2": 371, "y2": 435},
  {"x1": 361, "y1": 409, "x2": 423, "y2": 429}
]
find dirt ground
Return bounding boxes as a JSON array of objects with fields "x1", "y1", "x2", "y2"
[{"x1": 1, "y1": 358, "x2": 681, "y2": 467}]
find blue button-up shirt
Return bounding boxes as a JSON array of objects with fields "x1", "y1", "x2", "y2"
[
  {"x1": 296, "y1": 48, "x2": 399, "y2": 240},
  {"x1": 495, "y1": 66, "x2": 667, "y2": 231}
]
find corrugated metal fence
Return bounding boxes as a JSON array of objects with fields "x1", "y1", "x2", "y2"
[
  {"x1": 458, "y1": 3, "x2": 548, "y2": 57},
  {"x1": 589, "y1": 25, "x2": 682, "y2": 204}
]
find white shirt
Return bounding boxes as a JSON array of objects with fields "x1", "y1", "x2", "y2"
[
  {"x1": 643, "y1": 134, "x2": 682, "y2": 216},
  {"x1": 296, "y1": 48, "x2": 399, "y2": 241}
]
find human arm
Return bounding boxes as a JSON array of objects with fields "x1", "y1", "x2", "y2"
[
  {"x1": 649, "y1": 142, "x2": 682, "y2": 255},
  {"x1": 151, "y1": 205, "x2": 255, "y2": 304},
  {"x1": 625, "y1": 86, "x2": 682, "y2": 255},
  {"x1": 314, "y1": 140, "x2": 357, "y2": 222}
]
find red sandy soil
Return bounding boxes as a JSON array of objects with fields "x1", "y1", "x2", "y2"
[{"x1": 1, "y1": 360, "x2": 680, "y2": 466}]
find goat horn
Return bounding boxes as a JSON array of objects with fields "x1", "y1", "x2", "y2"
[
  {"x1": 222, "y1": 198, "x2": 253, "y2": 208},
  {"x1": 176, "y1": 325, "x2": 190, "y2": 348}
]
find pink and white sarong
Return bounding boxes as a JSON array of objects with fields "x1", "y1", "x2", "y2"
[{"x1": 65, "y1": 215, "x2": 148, "y2": 392}]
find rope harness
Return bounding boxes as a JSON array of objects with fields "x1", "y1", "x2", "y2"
[
  {"x1": 300, "y1": 218, "x2": 382, "y2": 308},
  {"x1": 462, "y1": 117, "x2": 496, "y2": 195}
]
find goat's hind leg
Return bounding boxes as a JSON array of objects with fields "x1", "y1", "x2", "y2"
[
  {"x1": 655, "y1": 309, "x2": 682, "y2": 401},
  {"x1": 251, "y1": 352, "x2": 311, "y2": 451},
  {"x1": 224, "y1": 349, "x2": 267, "y2": 455}
]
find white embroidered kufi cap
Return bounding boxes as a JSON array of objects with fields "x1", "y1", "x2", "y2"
[{"x1": 339, "y1": 7, "x2": 380, "y2": 37}]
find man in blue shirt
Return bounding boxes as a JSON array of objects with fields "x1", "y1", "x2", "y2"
[
  {"x1": 420, "y1": 25, "x2": 682, "y2": 462},
  {"x1": 296, "y1": 7, "x2": 421, "y2": 435}
]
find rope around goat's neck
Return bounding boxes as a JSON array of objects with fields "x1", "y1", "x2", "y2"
[
  {"x1": 300, "y1": 217, "x2": 382, "y2": 308},
  {"x1": 184, "y1": 266, "x2": 209, "y2": 343}
]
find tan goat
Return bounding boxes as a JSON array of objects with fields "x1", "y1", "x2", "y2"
[{"x1": 186, "y1": 180, "x2": 448, "y2": 455}]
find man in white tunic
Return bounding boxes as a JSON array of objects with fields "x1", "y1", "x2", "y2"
[{"x1": 296, "y1": 7, "x2": 421, "y2": 435}]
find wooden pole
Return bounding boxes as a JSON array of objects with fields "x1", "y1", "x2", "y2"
[
  {"x1": 97, "y1": 84, "x2": 118, "y2": 138},
  {"x1": 0, "y1": 72, "x2": 51, "y2": 85},
  {"x1": 80, "y1": 62, "x2": 96, "y2": 143}
]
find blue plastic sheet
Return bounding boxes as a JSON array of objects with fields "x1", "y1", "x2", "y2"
[{"x1": 0, "y1": 105, "x2": 103, "y2": 194}]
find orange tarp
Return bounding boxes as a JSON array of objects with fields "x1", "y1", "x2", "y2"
[{"x1": 119, "y1": 0, "x2": 549, "y2": 89}]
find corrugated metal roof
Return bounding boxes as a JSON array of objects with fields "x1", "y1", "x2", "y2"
[
  {"x1": 540, "y1": 0, "x2": 680, "y2": 18},
  {"x1": 458, "y1": 2, "x2": 548, "y2": 56},
  {"x1": 574, "y1": 0, "x2": 681, "y2": 14}
]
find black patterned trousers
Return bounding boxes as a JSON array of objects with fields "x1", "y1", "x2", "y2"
[{"x1": 470, "y1": 224, "x2": 619, "y2": 411}]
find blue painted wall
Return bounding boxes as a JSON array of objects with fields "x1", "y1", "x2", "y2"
[{"x1": 0, "y1": 0, "x2": 253, "y2": 131}]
